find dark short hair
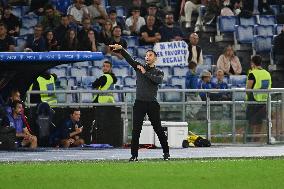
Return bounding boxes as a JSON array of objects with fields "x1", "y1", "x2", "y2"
[
  {"x1": 69, "y1": 108, "x2": 80, "y2": 115},
  {"x1": 109, "y1": 8, "x2": 117, "y2": 14},
  {"x1": 188, "y1": 61, "x2": 197, "y2": 69},
  {"x1": 146, "y1": 49, "x2": 157, "y2": 57},
  {"x1": 103, "y1": 60, "x2": 112, "y2": 67},
  {"x1": 251, "y1": 55, "x2": 262, "y2": 66}
]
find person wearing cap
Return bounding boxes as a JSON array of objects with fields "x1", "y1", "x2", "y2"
[
  {"x1": 197, "y1": 70, "x2": 213, "y2": 101},
  {"x1": 246, "y1": 55, "x2": 271, "y2": 142},
  {"x1": 125, "y1": 6, "x2": 146, "y2": 35},
  {"x1": 109, "y1": 43, "x2": 170, "y2": 161}
]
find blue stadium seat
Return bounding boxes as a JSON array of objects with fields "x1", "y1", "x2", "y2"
[
  {"x1": 50, "y1": 67, "x2": 67, "y2": 77},
  {"x1": 11, "y1": 6, "x2": 22, "y2": 17},
  {"x1": 80, "y1": 92, "x2": 94, "y2": 103},
  {"x1": 115, "y1": 76, "x2": 123, "y2": 85},
  {"x1": 116, "y1": 6, "x2": 127, "y2": 17},
  {"x1": 68, "y1": 77, "x2": 77, "y2": 87},
  {"x1": 217, "y1": 16, "x2": 237, "y2": 33},
  {"x1": 239, "y1": 16, "x2": 257, "y2": 26},
  {"x1": 90, "y1": 66, "x2": 102, "y2": 78},
  {"x1": 203, "y1": 55, "x2": 214, "y2": 66},
  {"x1": 73, "y1": 61, "x2": 91, "y2": 67},
  {"x1": 20, "y1": 27, "x2": 34, "y2": 36},
  {"x1": 259, "y1": 15, "x2": 276, "y2": 25},
  {"x1": 253, "y1": 35, "x2": 273, "y2": 53},
  {"x1": 170, "y1": 76, "x2": 186, "y2": 88},
  {"x1": 112, "y1": 66, "x2": 129, "y2": 77},
  {"x1": 270, "y1": 4, "x2": 280, "y2": 15},
  {"x1": 127, "y1": 47, "x2": 137, "y2": 57},
  {"x1": 196, "y1": 65, "x2": 211, "y2": 76},
  {"x1": 22, "y1": 15, "x2": 38, "y2": 28},
  {"x1": 124, "y1": 76, "x2": 136, "y2": 86},
  {"x1": 162, "y1": 85, "x2": 182, "y2": 102},
  {"x1": 15, "y1": 36, "x2": 27, "y2": 51},
  {"x1": 235, "y1": 25, "x2": 254, "y2": 43},
  {"x1": 275, "y1": 24, "x2": 284, "y2": 35},
  {"x1": 229, "y1": 75, "x2": 247, "y2": 88},
  {"x1": 57, "y1": 77, "x2": 68, "y2": 89},
  {"x1": 50, "y1": 0, "x2": 72, "y2": 14},
  {"x1": 70, "y1": 66, "x2": 88, "y2": 77},
  {"x1": 136, "y1": 46, "x2": 153, "y2": 58},
  {"x1": 254, "y1": 25, "x2": 274, "y2": 36},
  {"x1": 81, "y1": 76, "x2": 97, "y2": 88},
  {"x1": 111, "y1": 55, "x2": 128, "y2": 66},
  {"x1": 172, "y1": 65, "x2": 188, "y2": 77},
  {"x1": 122, "y1": 36, "x2": 139, "y2": 47}
]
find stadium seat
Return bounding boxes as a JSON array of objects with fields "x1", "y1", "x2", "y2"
[
  {"x1": 235, "y1": 25, "x2": 254, "y2": 43},
  {"x1": 112, "y1": 66, "x2": 129, "y2": 77},
  {"x1": 170, "y1": 76, "x2": 186, "y2": 88},
  {"x1": 57, "y1": 77, "x2": 68, "y2": 89},
  {"x1": 15, "y1": 36, "x2": 27, "y2": 52},
  {"x1": 122, "y1": 36, "x2": 138, "y2": 47},
  {"x1": 68, "y1": 77, "x2": 77, "y2": 87},
  {"x1": 196, "y1": 65, "x2": 211, "y2": 76},
  {"x1": 81, "y1": 76, "x2": 97, "y2": 88},
  {"x1": 162, "y1": 85, "x2": 182, "y2": 102},
  {"x1": 111, "y1": 55, "x2": 128, "y2": 66},
  {"x1": 254, "y1": 25, "x2": 274, "y2": 36},
  {"x1": 124, "y1": 76, "x2": 136, "y2": 86},
  {"x1": 90, "y1": 66, "x2": 102, "y2": 78},
  {"x1": 50, "y1": 67, "x2": 67, "y2": 77},
  {"x1": 73, "y1": 61, "x2": 91, "y2": 67},
  {"x1": 259, "y1": 15, "x2": 276, "y2": 25},
  {"x1": 203, "y1": 55, "x2": 214, "y2": 66},
  {"x1": 11, "y1": 6, "x2": 22, "y2": 17},
  {"x1": 70, "y1": 66, "x2": 88, "y2": 77},
  {"x1": 229, "y1": 75, "x2": 247, "y2": 88},
  {"x1": 116, "y1": 6, "x2": 127, "y2": 17},
  {"x1": 20, "y1": 27, "x2": 34, "y2": 36},
  {"x1": 253, "y1": 35, "x2": 273, "y2": 54},
  {"x1": 270, "y1": 4, "x2": 280, "y2": 15},
  {"x1": 80, "y1": 92, "x2": 94, "y2": 103},
  {"x1": 239, "y1": 16, "x2": 257, "y2": 26},
  {"x1": 22, "y1": 15, "x2": 38, "y2": 28},
  {"x1": 217, "y1": 16, "x2": 237, "y2": 33},
  {"x1": 172, "y1": 65, "x2": 187, "y2": 76},
  {"x1": 115, "y1": 76, "x2": 123, "y2": 85},
  {"x1": 127, "y1": 47, "x2": 137, "y2": 57}
]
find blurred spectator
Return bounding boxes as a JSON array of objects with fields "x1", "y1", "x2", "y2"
[
  {"x1": 258, "y1": 0, "x2": 273, "y2": 15},
  {"x1": 212, "y1": 69, "x2": 231, "y2": 101},
  {"x1": 183, "y1": 0, "x2": 203, "y2": 31},
  {"x1": 217, "y1": 45, "x2": 242, "y2": 75},
  {"x1": 188, "y1": 32, "x2": 203, "y2": 65},
  {"x1": 26, "y1": 24, "x2": 46, "y2": 52},
  {"x1": 98, "y1": 19, "x2": 112, "y2": 44},
  {"x1": 30, "y1": 70, "x2": 57, "y2": 105},
  {"x1": 126, "y1": 6, "x2": 146, "y2": 36},
  {"x1": 45, "y1": 30, "x2": 58, "y2": 51},
  {"x1": 78, "y1": 29, "x2": 97, "y2": 51},
  {"x1": 273, "y1": 25, "x2": 284, "y2": 65},
  {"x1": 0, "y1": 22, "x2": 15, "y2": 51},
  {"x1": 53, "y1": 15, "x2": 73, "y2": 49},
  {"x1": 159, "y1": 12, "x2": 184, "y2": 42},
  {"x1": 197, "y1": 70, "x2": 213, "y2": 101},
  {"x1": 185, "y1": 61, "x2": 201, "y2": 118},
  {"x1": 87, "y1": 0, "x2": 108, "y2": 25},
  {"x1": 60, "y1": 28, "x2": 79, "y2": 51},
  {"x1": 203, "y1": 0, "x2": 222, "y2": 25},
  {"x1": 128, "y1": 0, "x2": 147, "y2": 17},
  {"x1": 1, "y1": 100, "x2": 37, "y2": 149},
  {"x1": 59, "y1": 108, "x2": 84, "y2": 148},
  {"x1": 146, "y1": 3, "x2": 164, "y2": 28},
  {"x1": 77, "y1": 17, "x2": 98, "y2": 43},
  {"x1": 67, "y1": 0, "x2": 90, "y2": 25},
  {"x1": 106, "y1": 26, "x2": 127, "y2": 59},
  {"x1": 29, "y1": 0, "x2": 49, "y2": 16},
  {"x1": 1, "y1": 5, "x2": 20, "y2": 36},
  {"x1": 139, "y1": 15, "x2": 161, "y2": 46},
  {"x1": 40, "y1": 4, "x2": 61, "y2": 31},
  {"x1": 108, "y1": 9, "x2": 129, "y2": 35}
]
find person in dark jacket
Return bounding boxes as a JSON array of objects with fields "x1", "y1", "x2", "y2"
[
  {"x1": 273, "y1": 25, "x2": 284, "y2": 65},
  {"x1": 109, "y1": 44, "x2": 170, "y2": 161}
]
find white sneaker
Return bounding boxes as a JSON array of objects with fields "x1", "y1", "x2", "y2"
[{"x1": 185, "y1": 22, "x2": 191, "y2": 28}]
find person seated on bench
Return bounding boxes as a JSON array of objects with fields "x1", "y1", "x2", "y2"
[{"x1": 59, "y1": 108, "x2": 84, "y2": 148}]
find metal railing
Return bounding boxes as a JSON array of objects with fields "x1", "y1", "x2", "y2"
[{"x1": 26, "y1": 88, "x2": 284, "y2": 144}]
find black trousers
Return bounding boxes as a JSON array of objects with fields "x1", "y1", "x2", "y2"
[{"x1": 131, "y1": 100, "x2": 169, "y2": 157}]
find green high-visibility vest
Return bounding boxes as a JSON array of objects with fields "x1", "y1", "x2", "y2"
[
  {"x1": 37, "y1": 75, "x2": 57, "y2": 105},
  {"x1": 250, "y1": 69, "x2": 272, "y2": 101},
  {"x1": 93, "y1": 74, "x2": 115, "y2": 103}
]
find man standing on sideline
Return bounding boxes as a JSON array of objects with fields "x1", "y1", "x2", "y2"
[
  {"x1": 92, "y1": 61, "x2": 117, "y2": 103},
  {"x1": 109, "y1": 44, "x2": 170, "y2": 161},
  {"x1": 246, "y1": 55, "x2": 272, "y2": 142}
]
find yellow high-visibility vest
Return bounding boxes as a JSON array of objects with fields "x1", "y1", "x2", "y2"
[{"x1": 93, "y1": 74, "x2": 115, "y2": 103}]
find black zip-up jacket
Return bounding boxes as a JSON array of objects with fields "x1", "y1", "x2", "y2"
[{"x1": 121, "y1": 48, "x2": 164, "y2": 102}]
